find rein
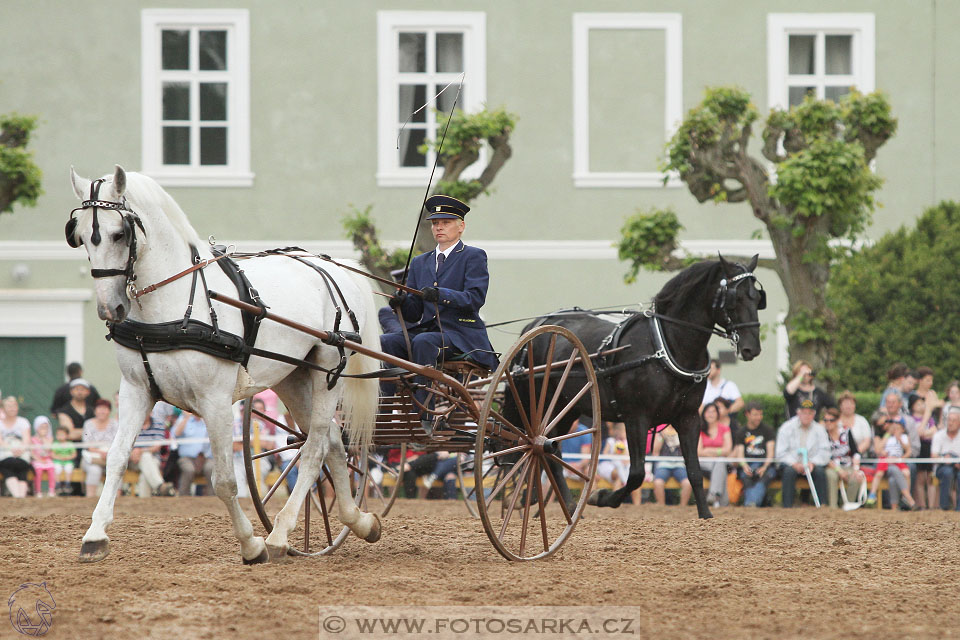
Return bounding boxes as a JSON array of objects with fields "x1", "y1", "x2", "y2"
[{"x1": 132, "y1": 254, "x2": 229, "y2": 299}]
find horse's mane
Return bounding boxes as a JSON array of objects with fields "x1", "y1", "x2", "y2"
[
  {"x1": 123, "y1": 172, "x2": 204, "y2": 247},
  {"x1": 653, "y1": 260, "x2": 725, "y2": 313}
]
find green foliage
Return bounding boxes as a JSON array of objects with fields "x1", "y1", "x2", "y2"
[
  {"x1": 787, "y1": 308, "x2": 831, "y2": 347},
  {"x1": 435, "y1": 178, "x2": 484, "y2": 203},
  {"x1": 616, "y1": 208, "x2": 685, "y2": 282},
  {"x1": 0, "y1": 113, "x2": 43, "y2": 214},
  {"x1": 420, "y1": 106, "x2": 516, "y2": 158},
  {"x1": 829, "y1": 201, "x2": 960, "y2": 390},
  {"x1": 341, "y1": 204, "x2": 410, "y2": 272}
]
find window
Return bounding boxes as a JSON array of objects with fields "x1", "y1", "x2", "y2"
[
  {"x1": 572, "y1": 13, "x2": 682, "y2": 188},
  {"x1": 377, "y1": 12, "x2": 486, "y2": 187},
  {"x1": 141, "y1": 9, "x2": 252, "y2": 186},
  {"x1": 767, "y1": 14, "x2": 875, "y2": 109}
]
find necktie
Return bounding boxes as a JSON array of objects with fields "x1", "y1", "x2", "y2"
[{"x1": 437, "y1": 252, "x2": 445, "y2": 272}]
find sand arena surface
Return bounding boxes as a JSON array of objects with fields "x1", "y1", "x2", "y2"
[{"x1": 1, "y1": 497, "x2": 959, "y2": 639}]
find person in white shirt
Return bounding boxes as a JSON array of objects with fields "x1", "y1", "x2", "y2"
[
  {"x1": 700, "y1": 359, "x2": 743, "y2": 414},
  {"x1": 775, "y1": 399, "x2": 830, "y2": 507},
  {"x1": 933, "y1": 411, "x2": 960, "y2": 510}
]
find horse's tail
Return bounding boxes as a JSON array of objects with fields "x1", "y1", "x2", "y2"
[{"x1": 339, "y1": 265, "x2": 381, "y2": 462}]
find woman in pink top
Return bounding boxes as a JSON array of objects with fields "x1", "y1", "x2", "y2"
[
  {"x1": 698, "y1": 402, "x2": 732, "y2": 507},
  {"x1": 31, "y1": 416, "x2": 57, "y2": 498}
]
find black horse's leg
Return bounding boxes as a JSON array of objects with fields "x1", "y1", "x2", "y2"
[
  {"x1": 589, "y1": 418, "x2": 649, "y2": 508},
  {"x1": 676, "y1": 411, "x2": 713, "y2": 519}
]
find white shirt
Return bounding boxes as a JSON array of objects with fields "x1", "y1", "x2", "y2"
[
  {"x1": 435, "y1": 244, "x2": 456, "y2": 272},
  {"x1": 702, "y1": 377, "x2": 742, "y2": 405},
  {"x1": 932, "y1": 429, "x2": 960, "y2": 461}
]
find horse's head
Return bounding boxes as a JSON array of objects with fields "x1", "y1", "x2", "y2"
[
  {"x1": 716, "y1": 254, "x2": 765, "y2": 361},
  {"x1": 67, "y1": 165, "x2": 145, "y2": 323}
]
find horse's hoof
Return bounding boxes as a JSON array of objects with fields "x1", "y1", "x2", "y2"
[
  {"x1": 363, "y1": 513, "x2": 382, "y2": 543},
  {"x1": 242, "y1": 548, "x2": 269, "y2": 565},
  {"x1": 79, "y1": 539, "x2": 110, "y2": 563},
  {"x1": 266, "y1": 544, "x2": 289, "y2": 562},
  {"x1": 699, "y1": 511, "x2": 714, "y2": 520},
  {"x1": 586, "y1": 490, "x2": 603, "y2": 506}
]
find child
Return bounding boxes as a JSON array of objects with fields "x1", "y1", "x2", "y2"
[
  {"x1": 867, "y1": 418, "x2": 921, "y2": 510},
  {"x1": 31, "y1": 417, "x2": 57, "y2": 498},
  {"x1": 51, "y1": 426, "x2": 76, "y2": 496}
]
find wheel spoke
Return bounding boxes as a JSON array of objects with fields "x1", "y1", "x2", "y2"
[
  {"x1": 535, "y1": 464, "x2": 550, "y2": 552},
  {"x1": 527, "y1": 343, "x2": 537, "y2": 428},
  {"x1": 541, "y1": 458, "x2": 572, "y2": 524},
  {"x1": 481, "y1": 443, "x2": 531, "y2": 464},
  {"x1": 315, "y1": 482, "x2": 333, "y2": 547},
  {"x1": 323, "y1": 466, "x2": 338, "y2": 512},
  {"x1": 487, "y1": 409, "x2": 531, "y2": 443},
  {"x1": 542, "y1": 381, "x2": 593, "y2": 437},
  {"x1": 539, "y1": 347, "x2": 580, "y2": 434},
  {"x1": 504, "y1": 368, "x2": 534, "y2": 435},
  {"x1": 252, "y1": 442, "x2": 301, "y2": 460},
  {"x1": 518, "y1": 461, "x2": 536, "y2": 556},
  {"x1": 548, "y1": 427, "x2": 598, "y2": 444},
  {"x1": 499, "y1": 458, "x2": 532, "y2": 540},
  {"x1": 534, "y1": 334, "x2": 558, "y2": 431},
  {"x1": 546, "y1": 452, "x2": 590, "y2": 482},
  {"x1": 253, "y1": 409, "x2": 302, "y2": 439},
  {"x1": 486, "y1": 451, "x2": 532, "y2": 511},
  {"x1": 262, "y1": 450, "x2": 301, "y2": 506},
  {"x1": 304, "y1": 489, "x2": 311, "y2": 553}
]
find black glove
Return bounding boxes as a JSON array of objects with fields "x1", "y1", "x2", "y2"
[
  {"x1": 421, "y1": 286, "x2": 439, "y2": 303},
  {"x1": 388, "y1": 290, "x2": 406, "y2": 309}
]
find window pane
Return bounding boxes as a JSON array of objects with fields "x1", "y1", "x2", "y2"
[
  {"x1": 162, "y1": 82, "x2": 190, "y2": 120},
  {"x1": 398, "y1": 32, "x2": 426, "y2": 72},
  {"x1": 399, "y1": 84, "x2": 426, "y2": 122},
  {"x1": 825, "y1": 86, "x2": 850, "y2": 102},
  {"x1": 162, "y1": 30, "x2": 189, "y2": 70},
  {"x1": 436, "y1": 33, "x2": 463, "y2": 72},
  {"x1": 200, "y1": 82, "x2": 227, "y2": 120},
  {"x1": 199, "y1": 30, "x2": 227, "y2": 70},
  {"x1": 825, "y1": 35, "x2": 852, "y2": 75},
  {"x1": 200, "y1": 127, "x2": 227, "y2": 165},
  {"x1": 163, "y1": 126, "x2": 190, "y2": 164},
  {"x1": 398, "y1": 128, "x2": 426, "y2": 167},
  {"x1": 788, "y1": 35, "x2": 815, "y2": 74},
  {"x1": 788, "y1": 86, "x2": 816, "y2": 107},
  {"x1": 436, "y1": 84, "x2": 459, "y2": 114}
]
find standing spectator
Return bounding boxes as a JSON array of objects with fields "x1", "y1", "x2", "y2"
[
  {"x1": 698, "y1": 402, "x2": 732, "y2": 508},
  {"x1": 651, "y1": 425, "x2": 692, "y2": 506},
  {"x1": 715, "y1": 397, "x2": 740, "y2": 434},
  {"x1": 775, "y1": 399, "x2": 830, "y2": 508},
  {"x1": 907, "y1": 367, "x2": 941, "y2": 415},
  {"x1": 51, "y1": 427, "x2": 76, "y2": 495},
  {"x1": 172, "y1": 411, "x2": 213, "y2": 495},
  {"x1": 822, "y1": 407, "x2": 863, "y2": 508},
  {"x1": 701, "y1": 360, "x2": 744, "y2": 414},
  {"x1": 0, "y1": 397, "x2": 32, "y2": 498},
  {"x1": 783, "y1": 360, "x2": 835, "y2": 419},
  {"x1": 870, "y1": 393, "x2": 918, "y2": 507},
  {"x1": 879, "y1": 362, "x2": 910, "y2": 411},
  {"x1": 55, "y1": 379, "x2": 95, "y2": 495},
  {"x1": 80, "y1": 399, "x2": 119, "y2": 497},
  {"x1": 30, "y1": 417, "x2": 57, "y2": 498},
  {"x1": 128, "y1": 414, "x2": 173, "y2": 497},
  {"x1": 734, "y1": 401, "x2": 776, "y2": 507},
  {"x1": 866, "y1": 414, "x2": 921, "y2": 510},
  {"x1": 940, "y1": 381, "x2": 960, "y2": 429},
  {"x1": 932, "y1": 411, "x2": 960, "y2": 510},
  {"x1": 49, "y1": 362, "x2": 100, "y2": 414},
  {"x1": 910, "y1": 395, "x2": 938, "y2": 509}
]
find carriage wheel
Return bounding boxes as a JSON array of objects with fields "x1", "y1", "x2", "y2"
[
  {"x1": 242, "y1": 403, "x2": 393, "y2": 556},
  {"x1": 457, "y1": 451, "x2": 499, "y2": 519},
  {"x1": 475, "y1": 325, "x2": 601, "y2": 561},
  {"x1": 362, "y1": 444, "x2": 405, "y2": 518}
]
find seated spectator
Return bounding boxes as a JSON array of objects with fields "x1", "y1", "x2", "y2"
[
  {"x1": 423, "y1": 451, "x2": 460, "y2": 500},
  {"x1": 128, "y1": 414, "x2": 174, "y2": 497},
  {"x1": 597, "y1": 422, "x2": 629, "y2": 487},
  {"x1": 30, "y1": 417, "x2": 57, "y2": 498},
  {"x1": 866, "y1": 412, "x2": 921, "y2": 510},
  {"x1": 940, "y1": 381, "x2": 960, "y2": 429},
  {"x1": 652, "y1": 425, "x2": 691, "y2": 506},
  {"x1": 560, "y1": 416, "x2": 593, "y2": 480},
  {"x1": 715, "y1": 397, "x2": 739, "y2": 434},
  {"x1": 932, "y1": 410, "x2": 960, "y2": 510},
  {"x1": 233, "y1": 398, "x2": 276, "y2": 499},
  {"x1": 822, "y1": 407, "x2": 864, "y2": 508},
  {"x1": 0, "y1": 396, "x2": 31, "y2": 498},
  {"x1": 701, "y1": 359, "x2": 744, "y2": 414},
  {"x1": 910, "y1": 395, "x2": 938, "y2": 509},
  {"x1": 869, "y1": 393, "x2": 916, "y2": 508},
  {"x1": 879, "y1": 362, "x2": 910, "y2": 412},
  {"x1": 734, "y1": 401, "x2": 776, "y2": 507},
  {"x1": 698, "y1": 402, "x2": 732, "y2": 508},
  {"x1": 837, "y1": 391, "x2": 872, "y2": 457},
  {"x1": 783, "y1": 360, "x2": 835, "y2": 419},
  {"x1": 172, "y1": 411, "x2": 213, "y2": 496},
  {"x1": 51, "y1": 426, "x2": 76, "y2": 495},
  {"x1": 775, "y1": 399, "x2": 829, "y2": 508},
  {"x1": 402, "y1": 452, "x2": 438, "y2": 499},
  {"x1": 80, "y1": 398, "x2": 119, "y2": 497}
]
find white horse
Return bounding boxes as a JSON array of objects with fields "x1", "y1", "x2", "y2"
[{"x1": 68, "y1": 165, "x2": 382, "y2": 563}]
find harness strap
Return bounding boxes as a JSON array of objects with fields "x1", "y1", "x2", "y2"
[
  {"x1": 135, "y1": 336, "x2": 165, "y2": 402},
  {"x1": 133, "y1": 254, "x2": 228, "y2": 299}
]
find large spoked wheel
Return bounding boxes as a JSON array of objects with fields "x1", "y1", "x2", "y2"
[
  {"x1": 475, "y1": 325, "x2": 601, "y2": 561},
  {"x1": 363, "y1": 445, "x2": 405, "y2": 518},
  {"x1": 242, "y1": 403, "x2": 378, "y2": 556}
]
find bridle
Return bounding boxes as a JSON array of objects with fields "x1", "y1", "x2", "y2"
[
  {"x1": 65, "y1": 178, "x2": 146, "y2": 299},
  {"x1": 709, "y1": 269, "x2": 766, "y2": 347}
]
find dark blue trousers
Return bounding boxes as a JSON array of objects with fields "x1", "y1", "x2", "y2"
[{"x1": 380, "y1": 329, "x2": 459, "y2": 413}]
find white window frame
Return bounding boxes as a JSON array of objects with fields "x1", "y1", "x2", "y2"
[
  {"x1": 572, "y1": 13, "x2": 683, "y2": 189},
  {"x1": 377, "y1": 11, "x2": 487, "y2": 187},
  {"x1": 141, "y1": 8, "x2": 253, "y2": 187},
  {"x1": 0, "y1": 290, "x2": 91, "y2": 365},
  {"x1": 767, "y1": 13, "x2": 875, "y2": 111}
]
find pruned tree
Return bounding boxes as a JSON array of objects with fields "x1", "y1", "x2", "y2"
[
  {"x1": 0, "y1": 113, "x2": 42, "y2": 215},
  {"x1": 616, "y1": 87, "x2": 896, "y2": 381},
  {"x1": 344, "y1": 106, "x2": 516, "y2": 286}
]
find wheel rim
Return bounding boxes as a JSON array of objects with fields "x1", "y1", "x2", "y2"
[{"x1": 474, "y1": 325, "x2": 601, "y2": 561}]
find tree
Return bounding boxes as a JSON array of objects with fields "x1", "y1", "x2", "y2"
[
  {"x1": 828, "y1": 201, "x2": 960, "y2": 390},
  {"x1": 617, "y1": 87, "x2": 896, "y2": 381},
  {"x1": 343, "y1": 106, "x2": 516, "y2": 286},
  {"x1": 0, "y1": 113, "x2": 42, "y2": 215}
]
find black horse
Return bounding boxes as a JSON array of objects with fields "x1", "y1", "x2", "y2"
[{"x1": 500, "y1": 255, "x2": 764, "y2": 520}]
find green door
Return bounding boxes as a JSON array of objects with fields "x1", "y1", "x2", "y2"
[{"x1": 0, "y1": 337, "x2": 65, "y2": 423}]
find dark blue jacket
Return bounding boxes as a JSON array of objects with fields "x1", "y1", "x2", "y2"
[{"x1": 397, "y1": 241, "x2": 499, "y2": 370}]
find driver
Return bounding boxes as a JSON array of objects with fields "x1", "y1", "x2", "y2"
[{"x1": 380, "y1": 195, "x2": 498, "y2": 432}]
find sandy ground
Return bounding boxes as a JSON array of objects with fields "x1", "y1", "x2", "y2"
[{"x1": 1, "y1": 496, "x2": 958, "y2": 639}]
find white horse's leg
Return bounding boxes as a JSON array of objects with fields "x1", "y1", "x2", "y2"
[
  {"x1": 201, "y1": 403, "x2": 268, "y2": 564},
  {"x1": 326, "y1": 422, "x2": 380, "y2": 542},
  {"x1": 80, "y1": 380, "x2": 151, "y2": 562}
]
